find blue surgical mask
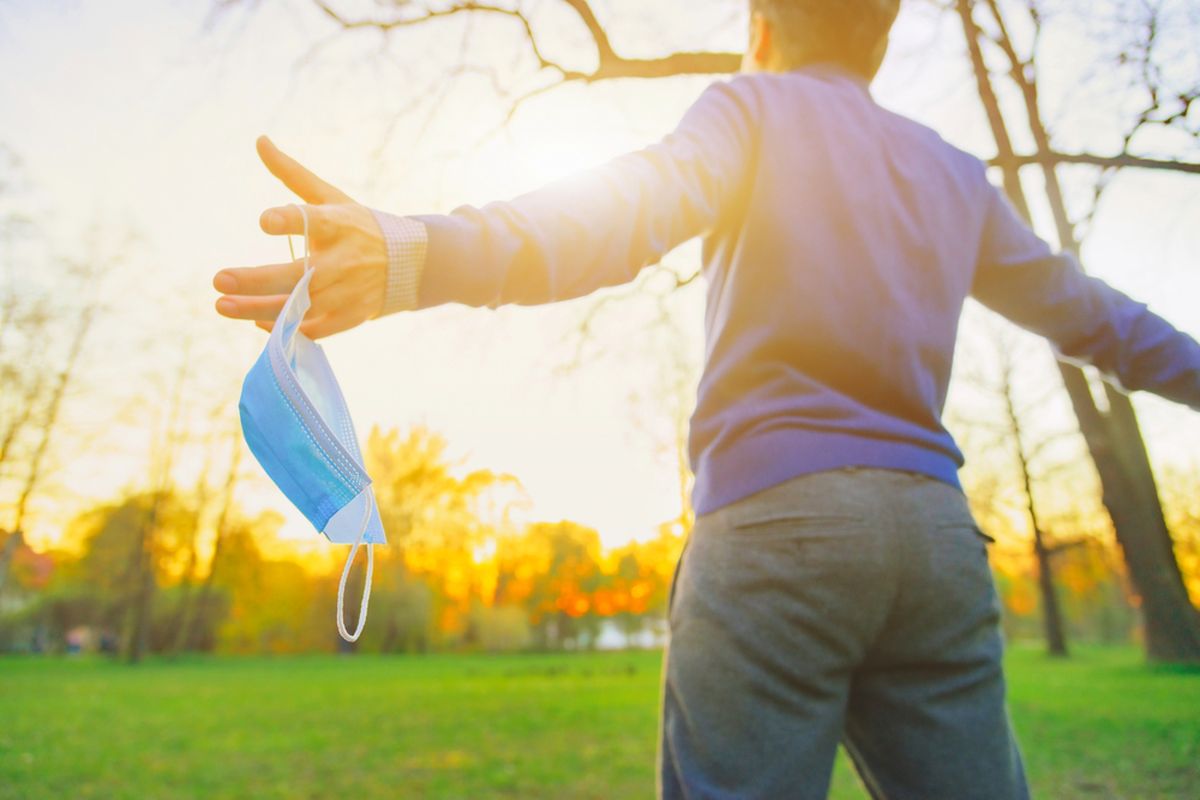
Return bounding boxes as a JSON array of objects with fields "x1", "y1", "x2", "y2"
[{"x1": 238, "y1": 206, "x2": 383, "y2": 642}]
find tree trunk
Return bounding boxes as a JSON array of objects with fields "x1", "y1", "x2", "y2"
[
  {"x1": 998, "y1": 346, "x2": 1070, "y2": 657},
  {"x1": 126, "y1": 561, "x2": 155, "y2": 663},
  {"x1": 10, "y1": 303, "x2": 96, "y2": 538},
  {"x1": 0, "y1": 529, "x2": 22, "y2": 597},
  {"x1": 180, "y1": 441, "x2": 241, "y2": 653},
  {"x1": 167, "y1": 466, "x2": 212, "y2": 656},
  {"x1": 957, "y1": 0, "x2": 1200, "y2": 663},
  {"x1": 121, "y1": 341, "x2": 193, "y2": 663},
  {"x1": 119, "y1": 514, "x2": 153, "y2": 664},
  {"x1": 1078, "y1": 383, "x2": 1200, "y2": 661},
  {"x1": 1032, "y1": 529, "x2": 1069, "y2": 657}
]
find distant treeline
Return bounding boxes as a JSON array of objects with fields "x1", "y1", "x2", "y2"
[{"x1": 2, "y1": 427, "x2": 1195, "y2": 658}]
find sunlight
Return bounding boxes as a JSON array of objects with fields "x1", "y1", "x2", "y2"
[{"x1": 505, "y1": 120, "x2": 623, "y2": 188}]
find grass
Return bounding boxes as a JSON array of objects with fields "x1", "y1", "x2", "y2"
[{"x1": 0, "y1": 645, "x2": 1196, "y2": 799}]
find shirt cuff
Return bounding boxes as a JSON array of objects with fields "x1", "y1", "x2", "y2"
[{"x1": 370, "y1": 210, "x2": 428, "y2": 316}]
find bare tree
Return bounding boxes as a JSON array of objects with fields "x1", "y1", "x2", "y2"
[
  {"x1": 165, "y1": 408, "x2": 227, "y2": 656},
  {"x1": 246, "y1": 0, "x2": 1200, "y2": 176},
  {"x1": 0, "y1": 245, "x2": 108, "y2": 595},
  {"x1": 175, "y1": 427, "x2": 244, "y2": 654},
  {"x1": 0, "y1": 140, "x2": 139, "y2": 595},
  {"x1": 0, "y1": 308, "x2": 49, "y2": 596},
  {"x1": 120, "y1": 338, "x2": 193, "y2": 664},
  {"x1": 957, "y1": 320, "x2": 1102, "y2": 656},
  {"x1": 9, "y1": 273, "x2": 100, "y2": 537},
  {"x1": 956, "y1": 0, "x2": 1200, "y2": 662},
  {"x1": 0, "y1": 145, "x2": 46, "y2": 594}
]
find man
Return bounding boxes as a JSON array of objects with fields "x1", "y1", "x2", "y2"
[{"x1": 214, "y1": 1, "x2": 1200, "y2": 797}]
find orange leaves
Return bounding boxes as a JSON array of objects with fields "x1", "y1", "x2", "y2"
[
  {"x1": 394, "y1": 516, "x2": 688, "y2": 643},
  {"x1": 557, "y1": 594, "x2": 591, "y2": 618}
]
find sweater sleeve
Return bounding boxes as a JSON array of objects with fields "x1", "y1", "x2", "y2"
[
  {"x1": 410, "y1": 79, "x2": 756, "y2": 309},
  {"x1": 971, "y1": 183, "x2": 1200, "y2": 410}
]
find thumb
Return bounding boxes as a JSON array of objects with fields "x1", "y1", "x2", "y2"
[{"x1": 256, "y1": 136, "x2": 354, "y2": 205}]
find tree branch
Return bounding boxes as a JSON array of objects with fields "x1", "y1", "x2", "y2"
[
  {"x1": 559, "y1": 0, "x2": 616, "y2": 63},
  {"x1": 584, "y1": 51, "x2": 743, "y2": 81},
  {"x1": 312, "y1": 0, "x2": 739, "y2": 83},
  {"x1": 992, "y1": 149, "x2": 1200, "y2": 176}
]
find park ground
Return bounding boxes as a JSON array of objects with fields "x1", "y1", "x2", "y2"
[{"x1": 1, "y1": 645, "x2": 1197, "y2": 799}]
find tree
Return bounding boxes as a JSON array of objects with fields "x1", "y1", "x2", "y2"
[
  {"x1": 955, "y1": 318, "x2": 1104, "y2": 656},
  {"x1": 955, "y1": 0, "x2": 1200, "y2": 662},
  {"x1": 0, "y1": 156, "x2": 115, "y2": 597},
  {"x1": 0, "y1": 146, "x2": 43, "y2": 504},
  {"x1": 56, "y1": 491, "x2": 197, "y2": 650},
  {"x1": 119, "y1": 339, "x2": 193, "y2": 663},
  {"x1": 217, "y1": 0, "x2": 1200, "y2": 660},
  {"x1": 7, "y1": 271, "x2": 99, "y2": 543},
  {"x1": 514, "y1": 520, "x2": 604, "y2": 649},
  {"x1": 241, "y1": 0, "x2": 1198, "y2": 175},
  {"x1": 365, "y1": 426, "x2": 519, "y2": 648},
  {"x1": 171, "y1": 425, "x2": 244, "y2": 654}
]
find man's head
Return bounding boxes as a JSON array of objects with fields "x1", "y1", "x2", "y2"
[{"x1": 743, "y1": 0, "x2": 901, "y2": 79}]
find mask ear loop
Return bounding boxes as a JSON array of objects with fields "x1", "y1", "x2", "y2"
[
  {"x1": 336, "y1": 496, "x2": 375, "y2": 643},
  {"x1": 289, "y1": 204, "x2": 312, "y2": 274}
]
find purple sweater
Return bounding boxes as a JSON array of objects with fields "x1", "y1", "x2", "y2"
[{"x1": 409, "y1": 65, "x2": 1200, "y2": 515}]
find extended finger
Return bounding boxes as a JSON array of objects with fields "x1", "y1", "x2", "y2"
[
  {"x1": 213, "y1": 259, "x2": 304, "y2": 296},
  {"x1": 215, "y1": 293, "x2": 288, "y2": 322},
  {"x1": 259, "y1": 203, "x2": 347, "y2": 245},
  {"x1": 257, "y1": 136, "x2": 354, "y2": 205},
  {"x1": 258, "y1": 203, "x2": 326, "y2": 237}
]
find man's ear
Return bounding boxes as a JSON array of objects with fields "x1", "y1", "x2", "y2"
[{"x1": 743, "y1": 11, "x2": 773, "y2": 72}]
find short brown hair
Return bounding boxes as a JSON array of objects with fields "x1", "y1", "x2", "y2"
[{"x1": 750, "y1": 0, "x2": 901, "y2": 77}]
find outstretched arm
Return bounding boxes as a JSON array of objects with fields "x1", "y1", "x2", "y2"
[
  {"x1": 405, "y1": 81, "x2": 754, "y2": 309},
  {"x1": 971, "y1": 183, "x2": 1200, "y2": 410},
  {"x1": 215, "y1": 80, "x2": 755, "y2": 335}
]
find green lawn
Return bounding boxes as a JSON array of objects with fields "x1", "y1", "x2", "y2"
[{"x1": 1, "y1": 645, "x2": 1196, "y2": 799}]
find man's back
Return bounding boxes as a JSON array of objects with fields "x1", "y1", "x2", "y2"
[{"x1": 693, "y1": 67, "x2": 991, "y2": 512}]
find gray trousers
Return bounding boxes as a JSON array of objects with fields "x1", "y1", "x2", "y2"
[{"x1": 659, "y1": 468, "x2": 1030, "y2": 800}]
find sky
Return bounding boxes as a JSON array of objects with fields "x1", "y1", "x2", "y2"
[{"x1": 2, "y1": 0, "x2": 1198, "y2": 551}]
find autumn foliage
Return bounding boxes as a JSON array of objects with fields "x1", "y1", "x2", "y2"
[
  {"x1": 0, "y1": 427, "x2": 688, "y2": 655},
  {"x1": 2, "y1": 423, "x2": 1196, "y2": 655}
]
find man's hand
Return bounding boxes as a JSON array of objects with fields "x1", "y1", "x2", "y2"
[{"x1": 213, "y1": 136, "x2": 387, "y2": 339}]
